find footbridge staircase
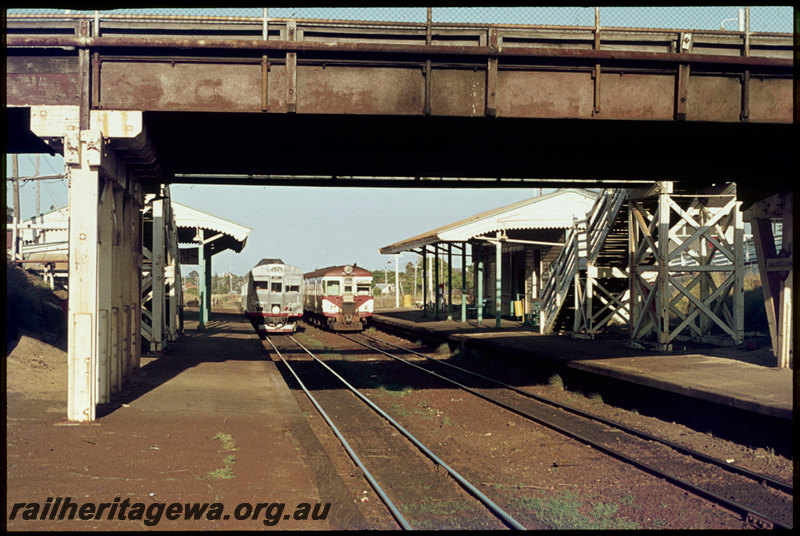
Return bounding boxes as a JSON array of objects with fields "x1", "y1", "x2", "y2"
[
  {"x1": 540, "y1": 188, "x2": 628, "y2": 336},
  {"x1": 540, "y1": 183, "x2": 746, "y2": 352}
]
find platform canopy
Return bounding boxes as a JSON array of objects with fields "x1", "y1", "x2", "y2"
[
  {"x1": 172, "y1": 201, "x2": 251, "y2": 256},
  {"x1": 380, "y1": 188, "x2": 599, "y2": 254}
]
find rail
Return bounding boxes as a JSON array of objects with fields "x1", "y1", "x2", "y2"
[
  {"x1": 262, "y1": 336, "x2": 412, "y2": 530},
  {"x1": 347, "y1": 331, "x2": 793, "y2": 529},
  {"x1": 284, "y1": 335, "x2": 527, "y2": 530}
]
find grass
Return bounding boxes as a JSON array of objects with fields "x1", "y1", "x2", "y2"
[
  {"x1": 515, "y1": 490, "x2": 640, "y2": 530},
  {"x1": 204, "y1": 432, "x2": 237, "y2": 480},
  {"x1": 547, "y1": 374, "x2": 564, "y2": 391}
]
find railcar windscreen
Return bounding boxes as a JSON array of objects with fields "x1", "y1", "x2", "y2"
[{"x1": 325, "y1": 280, "x2": 341, "y2": 295}]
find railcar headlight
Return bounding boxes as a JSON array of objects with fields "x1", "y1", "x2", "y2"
[{"x1": 271, "y1": 305, "x2": 281, "y2": 314}]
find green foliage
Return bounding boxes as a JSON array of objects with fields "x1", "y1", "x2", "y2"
[
  {"x1": 515, "y1": 491, "x2": 639, "y2": 530},
  {"x1": 204, "y1": 432, "x2": 237, "y2": 480}
]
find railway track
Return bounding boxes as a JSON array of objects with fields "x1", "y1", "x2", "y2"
[
  {"x1": 341, "y1": 331, "x2": 794, "y2": 530},
  {"x1": 261, "y1": 334, "x2": 528, "y2": 530}
]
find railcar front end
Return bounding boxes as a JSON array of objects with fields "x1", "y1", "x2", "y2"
[
  {"x1": 244, "y1": 258, "x2": 303, "y2": 334},
  {"x1": 303, "y1": 264, "x2": 373, "y2": 332}
]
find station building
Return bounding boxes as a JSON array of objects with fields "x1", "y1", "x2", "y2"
[{"x1": 380, "y1": 189, "x2": 598, "y2": 321}]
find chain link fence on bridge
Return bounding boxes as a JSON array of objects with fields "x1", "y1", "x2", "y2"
[{"x1": 6, "y1": 6, "x2": 793, "y2": 33}]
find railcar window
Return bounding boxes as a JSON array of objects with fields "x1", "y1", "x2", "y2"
[
  {"x1": 255, "y1": 282, "x2": 269, "y2": 291},
  {"x1": 326, "y1": 280, "x2": 341, "y2": 295},
  {"x1": 344, "y1": 285, "x2": 352, "y2": 295},
  {"x1": 286, "y1": 285, "x2": 300, "y2": 293},
  {"x1": 271, "y1": 282, "x2": 282, "y2": 293},
  {"x1": 356, "y1": 284, "x2": 370, "y2": 295}
]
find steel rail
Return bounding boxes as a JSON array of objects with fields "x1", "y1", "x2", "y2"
[
  {"x1": 359, "y1": 332, "x2": 793, "y2": 495},
  {"x1": 6, "y1": 35, "x2": 793, "y2": 70},
  {"x1": 287, "y1": 335, "x2": 527, "y2": 530},
  {"x1": 262, "y1": 336, "x2": 412, "y2": 530},
  {"x1": 341, "y1": 332, "x2": 791, "y2": 530}
]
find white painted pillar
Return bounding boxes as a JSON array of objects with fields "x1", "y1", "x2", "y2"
[
  {"x1": 96, "y1": 179, "x2": 114, "y2": 404},
  {"x1": 657, "y1": 182, "x2": 673, "y2": 351},
  {"x1": 150, "y1": 196, "x2": 165, "y2": 352},
  {"x1": 65, "y1": 131, "x2": 102, "y2": 422}
]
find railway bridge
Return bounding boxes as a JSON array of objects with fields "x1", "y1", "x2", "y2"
[{"x1": 5, "y1": 10, "x2": 793, "y2": 421}]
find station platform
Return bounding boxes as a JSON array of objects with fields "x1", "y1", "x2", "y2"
[
  {"x1": 371, "y1": 309, "x2": 793, "y2": 422},
  {"x1": 6, "y1": 310, "x2": 368, "y2": 531}
]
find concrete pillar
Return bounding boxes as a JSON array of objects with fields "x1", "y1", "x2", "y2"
[
  {"x1": 96, "y1": 179, "x2": 113, "y2": 404},
  {"x1": 65, "y1": 132, "x2": 102, "y2": 422}
]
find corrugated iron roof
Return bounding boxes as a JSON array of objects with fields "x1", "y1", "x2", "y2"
[
  {"x1": 379, "y1": 189, "x2": 598, "y2": 254},
  {"x1": 172, "y1": 202, "x2": 252, "y2": 253}
]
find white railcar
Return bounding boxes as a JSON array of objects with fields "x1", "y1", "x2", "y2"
[{"x1": 242, "y1": 258, "x2": 303, "y2": 334}]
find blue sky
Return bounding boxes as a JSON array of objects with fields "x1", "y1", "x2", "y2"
[{"x1": 7, "y1": 153, "x2": 545, "y2": 274}]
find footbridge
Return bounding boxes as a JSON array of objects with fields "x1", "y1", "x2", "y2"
[{"x1": 5, "y1": 9, "x2": 793, "y2": 421}]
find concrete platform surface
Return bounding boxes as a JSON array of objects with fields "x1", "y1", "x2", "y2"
[
  {"x1": 6, "y1": 311, "x2": 367, "y2": 531},
  {"x1": 371, "y1": 309, "x2": 793, "y2": 421}
]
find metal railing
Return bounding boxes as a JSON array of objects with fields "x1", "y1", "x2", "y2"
[
  {"x1": 540, "y1": 188, "x2": 627, "y2": 334},
  {"x1": 5, "y1": 6, "x2": 792, "y2": 33}
]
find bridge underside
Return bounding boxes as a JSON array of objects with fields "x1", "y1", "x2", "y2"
[{"x1": 9, "y1": 109, "x2": 793, "y2": 206}]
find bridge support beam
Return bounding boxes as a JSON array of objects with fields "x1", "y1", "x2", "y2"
[
  {"x1": 629, "y1": 182, "x2": 743, "y2": 351},
  {"x1": 31, "y1": 107, "x2": 148, "y2": 421}
]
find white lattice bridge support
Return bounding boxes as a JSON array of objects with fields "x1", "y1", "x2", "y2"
[
  {"x1": 744, "y1": 192, "x2": 792, "y2": 368},
  {"x1": 629, "y1": 182, "x2": 744, "y2": 351},
  {"x1": 31, "y1": 107, "x2": 149, "y2": 422}
]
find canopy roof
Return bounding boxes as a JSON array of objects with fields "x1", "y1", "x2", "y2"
[
  {"x1": 173, "y1": 201, "x2": 251, "y2": 255},
  {"x1": 380, "y1": 189, "x2": 598, "y2": 254}
]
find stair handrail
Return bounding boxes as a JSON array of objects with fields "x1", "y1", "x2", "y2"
[
  {"x1": 586, "y1": 188, "x2": 627, "y2": 264},
  {"x1": 540, "y1": 219, "x2": 581, "y2": 333},
  {"x1": 539, "y1": 188, "x2": 627, "y2": 333}
]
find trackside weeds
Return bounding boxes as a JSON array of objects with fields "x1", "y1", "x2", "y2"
[{"x1": 9, "y1": 498, "x2": 331, "y2": 527}]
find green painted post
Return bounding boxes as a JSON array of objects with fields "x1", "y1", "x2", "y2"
[
  {"x1": 422, "y1": 246, "x2": 427, "y2": 317},
  {"x1": 447, "y1": 243, "x2": 453, "y2": 321},
  {"x1": 434, "y1": 247, "x2": 439, "y2": 319},
  {"x1": 461, "y1": 242, "x2": 467, "y2": 322},
  {"x1": 477, "y1": 259, "x2": 484, "y2": 325},
  {"x1": 496, "y1": 231, "x2": 502, "y2": 328}
]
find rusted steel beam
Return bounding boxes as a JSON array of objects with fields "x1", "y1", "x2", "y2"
[{"x1": 7, "y1": 35, "x2": 791, "y2": 71}]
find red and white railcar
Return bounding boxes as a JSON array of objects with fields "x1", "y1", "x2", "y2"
[{"x1": 303, "y1": 265, "x2": 373, "y2": 331}]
